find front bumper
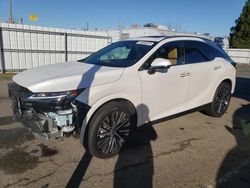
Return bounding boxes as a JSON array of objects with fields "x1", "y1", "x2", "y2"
[{"x1": 8, "y1": 83, "x2": 89, "y2": 140}]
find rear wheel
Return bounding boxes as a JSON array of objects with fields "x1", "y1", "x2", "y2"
[
  {"x1": 87, "y1": 102, "x2": 132, "y2": 158},
  {"x1": 204, "y1": 82, "x2": 231, "y2": 117}
]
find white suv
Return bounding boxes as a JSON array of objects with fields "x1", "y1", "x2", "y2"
[{"x1": 9, "y1": 36, "x2": 236, "y2": 158}]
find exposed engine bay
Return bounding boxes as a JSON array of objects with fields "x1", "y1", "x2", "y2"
[{"x1": 8, "y1": 83, "x2": 89, "y2": 140}]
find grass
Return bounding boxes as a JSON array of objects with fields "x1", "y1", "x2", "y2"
[{"x1": 0, "y1": 73, "x2": 16, "y2": 80}]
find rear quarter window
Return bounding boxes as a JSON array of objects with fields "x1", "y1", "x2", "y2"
[
  {"x1": 207, "y1": 42, "x2": 236, "y2": 67},
  {"x1": 208, "y1": 43, "x2": 231, "y2": 59}
]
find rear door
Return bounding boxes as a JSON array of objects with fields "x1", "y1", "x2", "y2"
[{"x1": 184, "y1": 40, "x2": 224, "y2": 109}]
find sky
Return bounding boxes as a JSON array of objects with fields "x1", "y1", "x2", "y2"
[{"x1": 0, "y1": 0, "x2": 247, "y2": 37}]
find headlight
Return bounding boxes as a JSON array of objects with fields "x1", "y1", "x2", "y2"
[{"x1": 28, "y1": 89, "x2": 83, "y2": 100}]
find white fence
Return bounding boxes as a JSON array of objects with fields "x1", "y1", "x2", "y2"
[
  {"x1": 224, "y1": 48, "x2": 250, "y2": 64},
  {"x1": 0, "y1": 23, "x2": 249, "y2": 73},
  {"x1": 0, "y1": 23, "x2": 111, "y2": 72}
]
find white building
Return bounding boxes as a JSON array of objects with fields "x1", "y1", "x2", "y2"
[{"x1": 104, "y1": 23, "x2": 215, "y2": 42}]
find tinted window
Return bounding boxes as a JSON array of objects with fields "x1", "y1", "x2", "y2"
[
  {"x1": 144, "y1": 41, "x2": 184, "y2": 69},
  {"x1": 208, "y1": 43, "x2": 236, "y2": 65},
  {"x1": 80, "y1": 40, "x2": 156, "y2": 67},
  {"x1": 209, "y1": 43, "x2": 231, "y2": 59},
  {"x1": 184, "y1": 41, "x2": 213, "y2": 64}
]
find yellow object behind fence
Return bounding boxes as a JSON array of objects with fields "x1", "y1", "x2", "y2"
[{"x1": 29, "y1": 15, "x2": 38, "y2": 21}]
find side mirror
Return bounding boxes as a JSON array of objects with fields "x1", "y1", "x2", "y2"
[{"x1": 148, "y1": 58, "x2": 172, "y2": 74}]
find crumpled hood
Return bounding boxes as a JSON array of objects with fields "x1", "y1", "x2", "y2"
[{"x1": 13, "y1": 61, "x2": 124, "y2": 92}]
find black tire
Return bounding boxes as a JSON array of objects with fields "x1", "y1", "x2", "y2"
[
  {"x1": 204, "y1": 82, "x2": 231, "y2": 117},
  {"x1": 87, "y1": 102, "x2": 132, "y2": 158}
]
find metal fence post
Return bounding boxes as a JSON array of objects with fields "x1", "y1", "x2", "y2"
[
  {"x1": 0, "y1": 27, "x2": 5, "y2": 73},
  {"x1": 64, "y1": 32, "x2": 68, "y2": 62}
]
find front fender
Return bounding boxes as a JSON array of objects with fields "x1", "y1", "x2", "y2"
[{"x1": 77, "y1": 93, "x2": 141, "y2": 146}]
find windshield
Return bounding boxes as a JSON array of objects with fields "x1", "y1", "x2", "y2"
[{"x1": 79, "y1": 40, "x2": 156, "y2": 67}]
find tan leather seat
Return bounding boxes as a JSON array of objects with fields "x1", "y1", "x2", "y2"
[{"x1": 167, "y1": 48, "x2": 178, "y2": 65}]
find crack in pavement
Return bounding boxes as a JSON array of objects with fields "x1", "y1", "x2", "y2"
[
  {"x1": 83, "y1": 137, "x2": 203, "y2": 182},
  {"x1": 154, "y1": 138, "x2": 203, "y2": 158},
  {"x1": 5, "y1": 158, "x2": 77, "y2": 188},
  {"x1": 3, "y1": 171, "x2": 55, "y2": 188},
  {"x1": 4, "y1": 178, "x2": 30, "y2": 188},
  {"x1": 22, "y1": 171, "x2": 55, "y2": 186}
]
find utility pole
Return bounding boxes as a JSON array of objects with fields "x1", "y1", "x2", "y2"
[
  {"x1": 118, "y1": 21, "x2": 122, "y2": 40},
  {"x1": 86, "y1": 21, "x2": 89, "y2": 31},
  {"x1": 9, "y1": 0, "x2": 14, "y2": 23}
]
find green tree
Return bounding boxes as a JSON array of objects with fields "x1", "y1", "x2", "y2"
[{"x1": 229, "y1": 0, "x2": 250, "y2": 48}]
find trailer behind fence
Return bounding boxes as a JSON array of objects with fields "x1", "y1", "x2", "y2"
[{"x1": 0, "y1": 23, "x2": 111, "y2": 72}]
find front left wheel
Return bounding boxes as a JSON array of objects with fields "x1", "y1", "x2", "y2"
[{"x1": 87, "y1": 102, "x2": 132, "y2": 158}]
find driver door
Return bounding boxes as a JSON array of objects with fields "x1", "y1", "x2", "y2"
[{"x1": 138, "y1": 41, "x2": 190, "y2": 122}]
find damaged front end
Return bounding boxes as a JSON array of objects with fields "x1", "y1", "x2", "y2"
[{"x1": 8, "y1": 83, "x2": 89, "y2": 140}]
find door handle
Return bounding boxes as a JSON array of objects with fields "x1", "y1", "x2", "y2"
[
  {"x1": 180, "y1": 73, "x2": 187, "y2": 77},
  {"x1": 180, "y1": 72, "x2": 190, "y2": 77},
  {"x1": 213, "y1": 66, "x2": 221, "y2": 70}
]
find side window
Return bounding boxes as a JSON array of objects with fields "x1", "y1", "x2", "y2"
[
  {"x1": 184, "y1": 41, "x2": 213, "y2": 64},
  {"x1": 145, "y1": 41, "x2": 184, "y2": 68}
]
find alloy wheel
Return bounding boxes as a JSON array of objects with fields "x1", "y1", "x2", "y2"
[
  {"x1": 96, "y1": 111, "x2": 130, "y2": 155},
  {"x1": 214, "y1": 85, "x2": 231, "y2": 115}
]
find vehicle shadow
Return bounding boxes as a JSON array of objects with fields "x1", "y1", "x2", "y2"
[
  {"x1": 66, "y1": 63, "x2": 100, "y2": 188},
  {"x1": 114, "y1": 104, "x2": 157, "y2": 188},
  {"x1": 216, "y1": 76, "x2": 250, "y2": 187},
  {"x1": 66, "y1": 151, "x2": 92, "y2": 188},
  {"x1": 233, "y1": 77, "x2": 250, "y2": 101}
]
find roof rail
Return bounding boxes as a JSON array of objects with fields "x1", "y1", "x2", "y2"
[{"x1": 143, "y1": 35, "x2": 213, "y2": 42}]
